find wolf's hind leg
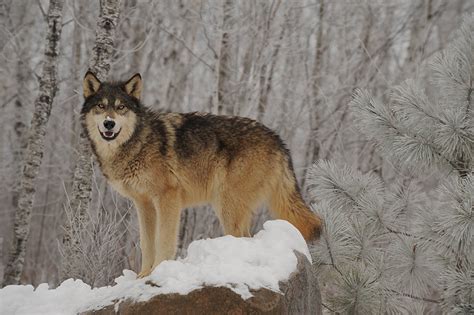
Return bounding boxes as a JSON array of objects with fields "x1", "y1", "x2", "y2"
[
  {"x1": 152, "y1": 191, "x2": 182, "y2": 270},
  {"x1": 133, "y1": 197, "x2": 157, "y2": 278}
]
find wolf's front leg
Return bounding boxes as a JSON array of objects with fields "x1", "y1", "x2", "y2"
[
  {"x1": 133, "y1": 197, "x2": 157, "y2": 278},
  {"x1": 152, "y1": 192, "x2": 182, "y2": 270}
]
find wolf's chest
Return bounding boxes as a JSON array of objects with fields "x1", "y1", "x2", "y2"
[{"x1": 101, "y1": 159, "x2": 153, "y2": 197}]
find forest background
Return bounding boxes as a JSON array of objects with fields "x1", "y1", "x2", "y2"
[{"x1": 0, "y1": 0, "x2": 472, "y2": 313}]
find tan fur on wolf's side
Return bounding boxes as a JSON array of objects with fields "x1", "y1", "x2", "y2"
[{"x1": 81, "y1": 72, "x2": 321, "y2": 278}]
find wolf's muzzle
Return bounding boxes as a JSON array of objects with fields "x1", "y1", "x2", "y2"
[
  {"x1": 103, "y1": 120, "x2": 116, "y2": 130},
  {"x1": 99, "y1": 118, "x2": 120, "y2": 141}
]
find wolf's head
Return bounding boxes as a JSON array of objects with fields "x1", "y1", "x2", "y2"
[{"x1": 81, "y1": 72, "x2": 142, "y2": 151}]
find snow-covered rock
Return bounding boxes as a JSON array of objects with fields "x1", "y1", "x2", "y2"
[{"x1": 0, "y1": 220, "x2": 321, "y2": 315}]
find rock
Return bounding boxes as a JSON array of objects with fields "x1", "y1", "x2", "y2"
[{"x1": 82, "y1": 252, "x2": 321, "y2": 315}]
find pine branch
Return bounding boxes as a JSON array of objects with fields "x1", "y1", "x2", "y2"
[
  {"x1": 383, "y1": 228, "x2": 453, "y2": 253},
  {"x1": 321, "y1": 302, "x2": 338, "y2": 313},
  {"x1": 324, "y1": 234, "x2": 344, "y2": 277},
  {"x1": 351, "y1": 89, "x2": 461, "y2": 174},
  {"x1": 386, "y1": 289, "x2": 440, "y2": 304}
]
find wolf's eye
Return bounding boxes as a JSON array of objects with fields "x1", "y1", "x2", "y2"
[
  {"x1": 97, "y1": 104, "x2": 105, "y2": 109},
  {"x1": 117, "y1": 105, "x2": 125, "y2": 110}
]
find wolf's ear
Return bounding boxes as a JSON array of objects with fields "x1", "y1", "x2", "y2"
[
  {"x1": 123, "y1": 73, "x2": 142, "y2": 100},
  {"x1": 83, "y1": 71, "x2": 101, "y2": 98}
]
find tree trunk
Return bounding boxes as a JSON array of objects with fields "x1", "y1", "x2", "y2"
[
  {"x1": 2, "y1": 0, "x2": 64, "y2": 286},
  {"x1": 60, "y1": 0, "x2": 122, "y2": 281},
  {"x1": 302, "y1": 0, "x2": 324, "y2": 191},
  {"x1": 214, "y1": 0, "x2": 235, "y2": 115},
  {"x1": 70, "y1": 1, "x2": 84, "y2": 159},
  {"x1": 256, "y1": 1, "x2": 283, "y2": 122},
  {"x1": 10, "y1": 2, "x2": 30, "y2": 214}
]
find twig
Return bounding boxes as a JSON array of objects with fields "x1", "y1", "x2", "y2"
[
  {"x1": 156, "y1": 24, "x2": 215, "y2": 73},
  {"x1": 386, "y1": 289, "x2": 440, "y2": 304},
  {"x1": 1, "y1": 93, "x2": 16, "y2": 108},
  {"x1": 35, "y1": 0, "x2": 47, "y2": 20},
  {"x1": 322, "y1": 302, "x2": 338, "y2": 313}
]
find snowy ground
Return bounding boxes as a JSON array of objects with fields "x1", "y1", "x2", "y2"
[{"x1": 0, "y1": 220, "x2": 310, "y2": 315}]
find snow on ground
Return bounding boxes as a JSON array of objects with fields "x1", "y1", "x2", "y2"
[{"x1": 0, "y1": 220, "x2": 311, "y2": 315}]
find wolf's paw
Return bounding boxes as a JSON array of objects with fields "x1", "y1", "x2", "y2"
[{"x1": 137, "y1": 269, "x2": 151, "y2": 278}]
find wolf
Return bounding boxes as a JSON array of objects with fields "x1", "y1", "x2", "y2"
[{"x1": 81, "y1": 72, "x2": 321, "y2": 277}]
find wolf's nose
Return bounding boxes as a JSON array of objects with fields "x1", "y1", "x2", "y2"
[{"x1": 103, "y1": 120, "x2": 115, "y2": 130}]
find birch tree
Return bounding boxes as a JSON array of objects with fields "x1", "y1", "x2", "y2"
[
  {"x1": 2, "y1": 0, "x2": 64, "y2": 286},
  {"x1": 60, "y1": 0, "x2": 122, "y2": 281}
]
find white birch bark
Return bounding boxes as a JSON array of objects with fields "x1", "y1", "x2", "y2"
[
  {"x1": 2, "y1": 0, "x2": 64, "y2": 286},
  {"x1": 61, "y1": 0, "x2": 121, "y2": 280}
]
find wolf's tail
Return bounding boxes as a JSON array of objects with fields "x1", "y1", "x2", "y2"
[{"x1": 269, "y1": 167, "x2": 321, "y2": 241}]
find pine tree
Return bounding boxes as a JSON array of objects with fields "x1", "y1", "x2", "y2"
[{"x1": 308, "y1": 14, "x2": 473, "y2": 314}]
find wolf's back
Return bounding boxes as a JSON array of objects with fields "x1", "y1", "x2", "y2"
[{"x1": 172, "y1": 112, "x2": 287, "y2": 161}]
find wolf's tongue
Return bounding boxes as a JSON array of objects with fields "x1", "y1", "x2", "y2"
[{"x1": 104, "y1": 131, "x2": 114, "y2": 137}]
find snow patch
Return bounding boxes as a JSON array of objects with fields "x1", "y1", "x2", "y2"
[{"x1": 0, "y1": 220, "x2": 310, "y2": 315}]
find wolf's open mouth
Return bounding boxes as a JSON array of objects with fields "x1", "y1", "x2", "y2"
[{"x1": 99, "y1": 128, "x2": 121, "y2": 141}]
